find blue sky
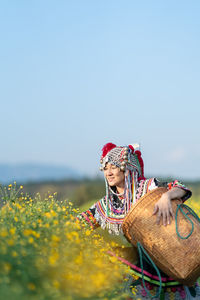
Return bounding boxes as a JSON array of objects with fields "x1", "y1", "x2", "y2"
[{"x1": 0, "y1": 1, "x2": 200, "y2": 180}]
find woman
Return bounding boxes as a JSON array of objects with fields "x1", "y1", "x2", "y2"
[{"x1": 78, "y1": 142, "x2": 200, "y2": 299}]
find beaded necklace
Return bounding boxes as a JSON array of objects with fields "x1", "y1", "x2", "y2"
[{"x1": 109, "y1": 186, "x2": 124, "y2": 197}]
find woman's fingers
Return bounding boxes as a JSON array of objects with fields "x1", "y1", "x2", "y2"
[
  {"x1": 154, "y1": 206, "x2": 174, "y2": 225},
  {"x1": 156, "y1": 210, "x2": 162, "y2": 225},
  {"x1": 166, "y1": 211, "x2": 170, "y2": 225},
  {"x1": 162, "y1": 211, "x2": 168, "y2": 226},
  {"x1": 169, "y1": 206, "x2": 175, "y2": 219},
  {"x1": 153, "y1": 199, "x2": 174, "y2": 226},
  {"x1": 152, "y1": 205, "x2": 158, "y2": 215},
  {"x1": 157, "y1": 211, "x2": 169, "y2": 226}
]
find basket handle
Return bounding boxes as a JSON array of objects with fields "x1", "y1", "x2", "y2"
[
  {"x1": 137, "y1": 242, "x2": 162, "y2": 299},
  {"x1": 175, "y1": 204, "x2": 200, "y2": 240}
]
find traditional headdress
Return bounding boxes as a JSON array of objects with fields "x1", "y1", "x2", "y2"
[
  {"x1": 94, "y1": 142, "x2": 145, "y2": 235},
  {"x1": 99, "y1": 143, "x2": 144, "y2": 178}
]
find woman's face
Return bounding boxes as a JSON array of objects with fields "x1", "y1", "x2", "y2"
[{"x1": 103, "y1": 163, "x2": 125, "y2": 188}]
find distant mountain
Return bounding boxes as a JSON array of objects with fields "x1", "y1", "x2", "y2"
[{"x1": 0, "y1": 163, "x2": 83, "y2": 184}]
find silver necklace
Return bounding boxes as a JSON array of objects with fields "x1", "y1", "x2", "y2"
[{"x1": 109, "y1": 186, "x2": 124, "y2": 197}]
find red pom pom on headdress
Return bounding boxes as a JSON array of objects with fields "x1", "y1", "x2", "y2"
[
  {"x1": 128, "y1": 145, "x2": 135, "y2": 153},
  {"x1": 101, "y1": 143, "x2": 116, "y2": 158},
  {"x1": 135, "y1": 150, "x2": 141, "y2": 157}
]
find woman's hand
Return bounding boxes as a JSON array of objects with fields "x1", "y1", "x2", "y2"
[
  {"x1": 152, "y1": 192, "x2": 174, "y2": 226},
  {"x1": 153, "y1": 187, "x2": 186, "y2": 226}
]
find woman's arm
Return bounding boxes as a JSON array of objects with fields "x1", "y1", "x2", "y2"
[{"x1": 152, "y1": 179, "x2": 192, "y2": 226}]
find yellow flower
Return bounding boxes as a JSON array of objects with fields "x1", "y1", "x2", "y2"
[
  {"x1": 50, "y1": 210, "x2": 57, "y2": 217},
  {"x1": 0, "y1": 229, "x2": 8, "y2": 237},
  {"x1": 94, "y1": 240, "x2": 99, "y2": 246},
  {"x1": 110, "y1": 241, "x2": 118, "y2": 247},
  {"x1": 23, "y1": 229, "x2": 32, "y2": 236},
  {"x1": 3, "y1": 262, "x2": 11, "y2": 273},
  {"x1": 74, "y1": 222, "x2": 81, "y2": 230},
  {"x1": 16, "y1": 203, "x2": 22, "y2": 209},
  {"x1": 52, "y1": 280, "x2": 60, "y2": 289},
  {"x1": 85, "y1": 229, "x2": 91, "y2": 236},
  {"x1": 94, "y1": 258, "x2": 103, "y2": 268},
  {"x1": 91, "y1": 272, "x2": 106, "y2": 289},
  {"x1": 74, "y1": 254, "x2": 83, "y2": 265},
  {"x1": 51, "y1": 235, "x2": 60, "y2": 242},
  {"x1": 11, "y1": 251, "x2": 18, "y2": 257},
  {"x1": 28, "y1": 237, "x2": 34, "y2": 244},
  {"x1": 45, "y1": 212, "x2": 51, "y2": 218},
  {"x1": 32, "y1": 222, "x2": 36, "y2": 228},
  {"x1": 48, "y1": 252, "x2": 59, "y2": 266},
  {"x1": 27, "y1": 283, "x2": 36, "y2": 290},
  {"x1": 7, "y1": 239, "x2": 15, "y2": 246},
  {"x1": 32, "y1": 231, "x2": 40, "y2": 238},
  {"x1": 66, "y1": 231, "x2": 79, "y2": 241}
]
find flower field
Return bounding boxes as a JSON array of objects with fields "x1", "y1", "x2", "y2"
[
  {"x1": 0, "y1": 183, "x2": 131, "y2": 300},
  {"x1": 0, "y1": 183, "x2": 199, "y2": 300}
]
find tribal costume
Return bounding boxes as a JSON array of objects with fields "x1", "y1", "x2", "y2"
[{"x1": 77, "y1": 143, "x2": 200, "y2": 299}]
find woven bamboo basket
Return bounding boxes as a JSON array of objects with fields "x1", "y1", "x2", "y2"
[{"x1": 122, "y1": 187, "x2": 200, "y2": 286}]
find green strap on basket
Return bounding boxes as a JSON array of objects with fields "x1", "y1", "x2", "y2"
[
  {"x1": 175, "y1": 204, "x2": 200, "y2": 239},
  {"x1": 137, "y1": 242, "x2": 162, "y2": 299}
]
